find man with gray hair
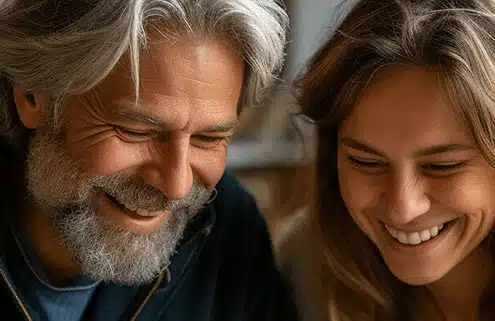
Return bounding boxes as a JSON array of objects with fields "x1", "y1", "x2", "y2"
[{"x1": 0, "y1": 1, "x2": 297, "y2": 320}]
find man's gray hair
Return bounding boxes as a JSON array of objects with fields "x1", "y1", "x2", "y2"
[{"x1": 0, "y1": 0, "x2": 289, "y2": 148}]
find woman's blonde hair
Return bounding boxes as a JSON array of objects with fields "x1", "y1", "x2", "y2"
[{"x1": 296, "y1": 0, "x2": 495, "y2": 320}]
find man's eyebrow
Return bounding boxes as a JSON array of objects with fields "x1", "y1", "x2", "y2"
[
  {"x1": 114, "y1": 106, "x2": 237, "y2": 133},
  {"x1": 200, "y1": 120, "x2": 238, "y2": 133},
  {"x1": 339, "y1": 137, "x2": 476, "y2": 157},
  {"x1": 114, "y1": 108, "x2": 165, "y2": 126}
]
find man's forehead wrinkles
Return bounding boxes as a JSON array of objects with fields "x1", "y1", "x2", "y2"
[{"x1": 111, "y1": 99, "x2": 237, "y2": 132}]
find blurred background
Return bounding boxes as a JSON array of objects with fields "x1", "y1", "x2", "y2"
[{"x1": 227, "y1": 0, "x2": 354, "y2": 230}]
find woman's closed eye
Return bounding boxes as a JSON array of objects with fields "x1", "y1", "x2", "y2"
[
  {"x1": 346, "y1": 155, "x2": 467, "y2": 176},
  {"x1": 421, "y1": 162, "x2": 466, "y2": 174},
  {"x1": 347, "y1": 155, "x2": 387, "y2": 168}
]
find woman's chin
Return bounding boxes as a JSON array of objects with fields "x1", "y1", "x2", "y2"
[{"x1": 387, "y1": 265, "x2": 447, "y2": 286}]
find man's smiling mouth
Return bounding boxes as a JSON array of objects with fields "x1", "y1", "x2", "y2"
[{"x1": 103, "y1": 191, "x2": 166, "y2": 218}]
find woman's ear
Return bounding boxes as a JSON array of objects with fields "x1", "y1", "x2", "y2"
[{"x1": 12, "y1": 87, "x2": 49, "y2": 129}]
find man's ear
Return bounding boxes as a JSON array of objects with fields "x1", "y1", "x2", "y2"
[{"x1": 12, "y1": 87, "x2": 49, "y2": 129}]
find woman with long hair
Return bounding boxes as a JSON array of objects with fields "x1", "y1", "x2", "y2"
[{"x1": 278, "y1": 0, "x2": 495, "y2": 320}]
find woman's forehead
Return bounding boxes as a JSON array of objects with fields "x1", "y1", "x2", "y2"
[{"x1": 340, "y1": 66, "x2": 474, "y2": 152}]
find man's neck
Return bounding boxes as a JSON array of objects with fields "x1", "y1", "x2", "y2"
[
  {"x1": 426, "y1": 243, "x2": 492, "y2": 321},
  {"x1": 19, "y1": 199, "x2": 82, "y2": 285}
]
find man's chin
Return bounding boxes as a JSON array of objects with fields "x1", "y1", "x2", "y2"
[
  {"x1": 81, "y1": 261, "x2": 164, "y2": 286},
  {"x1": 52, "y1": 204, "x2": 188, "y2": 285}
]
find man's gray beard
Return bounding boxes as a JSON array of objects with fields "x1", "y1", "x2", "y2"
[{"x1": 25, "y1": 131, "x2": 211, "y2": 285}]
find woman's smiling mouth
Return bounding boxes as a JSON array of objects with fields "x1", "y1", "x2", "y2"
[{"x1": 383, "y1": 219, "x2": 457, "y2": 246}]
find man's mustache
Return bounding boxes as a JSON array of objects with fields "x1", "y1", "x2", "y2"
[{"x1": 88, "y1": 174, "x2": 211, "y2": 212}]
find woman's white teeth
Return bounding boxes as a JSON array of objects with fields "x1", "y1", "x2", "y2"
[
  {"x1": 385, "y1": 224, "x2": 444, "y2": 245},
  {"x1": 419, "y1": 229, "x2": 431, "y2": 242}
]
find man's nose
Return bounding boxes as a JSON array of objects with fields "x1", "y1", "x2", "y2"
[
  {"x1": 141, "y1": 139, "x2": 193, "y2": 200},
  {"x1": 382, "y1": 171, "x2": 430, "y2": 225}
]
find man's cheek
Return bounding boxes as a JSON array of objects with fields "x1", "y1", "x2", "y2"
[{"x1": 69, "y1": 142, "x2": 144, "y2": 177}]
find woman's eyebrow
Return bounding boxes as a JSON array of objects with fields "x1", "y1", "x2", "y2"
[{"x1": 340, "y1": 137, "x2": 475, "y2": 157}]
